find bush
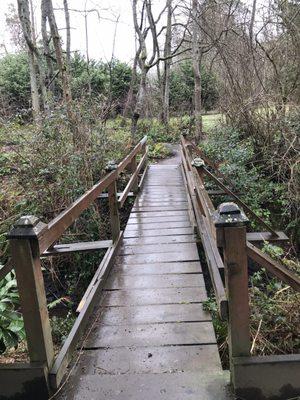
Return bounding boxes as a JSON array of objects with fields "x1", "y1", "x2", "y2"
[
  {"x1": 0, "y1": 273, "x2": 25, "y2": 354},
  {"x1": 0, "y1": 53, "x2": 30, "y2": 114},
  {"x1": 170, "y1": 61, "x2": 218, "y2": 113}
]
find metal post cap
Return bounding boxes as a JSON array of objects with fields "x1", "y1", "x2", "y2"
[
  {"x1": 213, "y1": 202, "x2": 249, "y2": 227},
  {"x1": 192, "y1": 158, "x2": 205, "y2": 168}
]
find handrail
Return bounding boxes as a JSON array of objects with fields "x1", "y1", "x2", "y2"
[
  {"x1": 7, "y1": 136, "x2": 148, "y2": 390},
  {"x1": 247, "y1": 241, "x2": 300, "y2": 292},
  {"x1": 0, "y1": 259, "x2": 13, "y2": 281},
  {"x1": 181, "y1": 134, "x2": 300, "y2": 398},
  {"x1": 180, "y1": 136, "x2": 228, "y2": 320},
  {"x1": 37, "y1": 136, "x2": 147, "y2": 253}
]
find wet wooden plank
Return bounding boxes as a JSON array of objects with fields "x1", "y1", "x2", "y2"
[
  {"x1": 246, "y1": 231, "x2": 289, "y2": 242},
  {"x1": 115, "y1": 249, "x2": 199, "y2": 264},
  {"x1": 76, "y1": 345, "x2": 221, "y2": 375},
  {"x1": 43, "y1": 240, "x2": 112, "y2": 256},
  {"x1": 133, "y1": 200, "x2": 188, "y2": 207},
  {"x1": 131, "y1": 206, "x2": 189, "y2": 212},
  {"x1": 125, "y1": 221, "x2": 192, "y2": 231},
  {"x1": 61, "y1": 371, "x2": 231, "y2": 400},
  {"x1": 86, "y1": 321, "x2": 216, "y2": 348},
  {"x1": 127, "y1": 215, "x2": 191, "y2": 224},
  {"x1": 114, "y1": 261, "x2": 202, "y2": 275},
  {"x1": 127, "y1": 210, "x2": 190, "y2": 219},
  {"x1": 102, "y1": 287, "x2": 207, "y2": 306},
  {"x1": 105, "y1": 273, "x2": 205, "y2": 289},
  {"x1": 119, "y1": 242, "x2": 197, "y2": 255},
  {"x1": 97, "y1": 303, "x2": 210, "y2": 325},
  {"x1": 124, "y1": 227, "x2": 194, "y2": 238},
  {"x1": 121, "y1": 235, "x2": 196, "y2": 246}
]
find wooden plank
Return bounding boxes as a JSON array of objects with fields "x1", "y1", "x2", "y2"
[
  {"x1": 42, "y1": 240, "x2": 112, "y2": 256},
  {"x1": 115, "y1": 249, "x2": 199, "y2": 264},
  {"x1": 121, "y1": 235, "x2": 196, "y2": 245},
  {"x1": 128, "y1": 215, "x2": 190, "y2": 224},
  {"x1": 125, "y1": 221, "x2": 192, "y2": 230},
  {"x1": 60, "y1": 371, "x2": 230, "y2": 400},
  {"x1": 98, "y1": 192, "x2": 134, "y2": 199},
  {"x1": 133, "y1": 200, "x2": 188, "y2": 206},
  {"x1": 105, "y1": 273, "x2": 205, "y2": 289},
  {"x1": 247, "y1": 241, "x2": 300, "y2": 292},
  {"x1": 86, "y1": 321, "x2": 216, "y2": 348},
  {"x1": 49, "y1": 233, "x2": 123, "y2": 389},
  {"x1": 119, "y1": 242, "x2": 197, "y2": 255},
  {"x1": 97, "y1": 303, "x2": 210, "y2": 325},
  {"x1": 124, "y1": 227, "x2": 194, "y2": 238},
  {"x1": 114, "y1": 261, "x2": 202, "y2": 275},
  {"x1": 127, "y1": 210, "x2": 190, "y2": 219},
  {"x1": 131, "y1": 205, "x2": 189, "y2": 212},
  {"x1": 75, "y1": 345, "x2": 221, "y2": 375},
  {"x1": 247, "y1": 231, "x2": 289, "y2": 242},
  {"x1": 102, "y1": 287, "x2": 208, "y2": 306}
]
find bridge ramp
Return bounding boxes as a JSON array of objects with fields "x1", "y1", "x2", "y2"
[{"x1": 59, "y1": 164, "x2": 231, "y2": 399}]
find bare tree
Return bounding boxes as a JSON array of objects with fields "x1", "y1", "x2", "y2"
[
  {"x1": 17, "y1": 0, "x2": 40, "y2": 121},
  {"x1": 162, "y1": 0, "x2": 172, "y2": 125},
  {"x1": 41, "y1": 0, "x2": 54, "y2": 93},
  {"x1": 191, "y1": 0, "x2": 202, "y2": 142},
  {"x1": 63, "y1": 0, "x2": 71, "y2": 68},
  {"x1": 131, "y1": 0, "x2": 190, "y2": 136},
  {"x1": 45, "y1": 0, "x2": 72, "y2": 107}
]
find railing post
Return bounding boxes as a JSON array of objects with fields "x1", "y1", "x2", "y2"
[
  {"x1": 106, "y1": 162, "x2": 120, "y2": 242},
  {"x1": 214, "y1": 202, "x2": 250, "y2": 380},
  {"x1": 8, "y1": 216, "x2": 54, "y2": 367}
]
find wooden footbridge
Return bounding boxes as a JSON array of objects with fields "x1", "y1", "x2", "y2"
[{"x1": 1, "y1": 135, "x2": 300, "y2": 400}]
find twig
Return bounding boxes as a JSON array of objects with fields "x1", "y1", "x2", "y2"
[{"x1": 250, "y1": 318, "x2": 262, "y2": 354}]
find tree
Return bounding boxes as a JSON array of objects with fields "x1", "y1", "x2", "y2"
[
  {"x1": 131, "y1": 0, "x2": 190, "y2": 136},
  {"x1": 17, "y1": 0, "x2": 40, "y2": 121},
  {"x1": 162, "y1": 0, "x2": 172, "y2": 124},
  {"x1": 192, "y1": 0, "x2": 202, "y2": 142}
]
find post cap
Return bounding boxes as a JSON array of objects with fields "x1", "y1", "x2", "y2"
[
  {"x1": 105, "y1": 160, "x2": 118, "y2": 172},
  {"x1": 192, "y1": 157, "x2": 205, "y2": 168},
  {"x1": 15, "y1": 215, "x2": 40, "y2": 227},
  {"x1": 213, "y1": 202, "x2": 249, "y2": 227},
  {"x1": 7, "y1": 215, "x2": 47, "y2": 239}
]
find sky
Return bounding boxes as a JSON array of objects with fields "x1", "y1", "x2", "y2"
[{"x1": 0, "y1": 0, "x2": 137, "y2": 63}]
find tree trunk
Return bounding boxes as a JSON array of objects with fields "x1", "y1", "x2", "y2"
[
  {"x1": 192, "y1": 0, "x2": 202, "y2": 143},
  {"x1": 162, "y1": 0, "x2": 172, "y2": 125},
  {"x1": 17, "y1": 0, "x2": 40, "y2": 121},
  {"x1": 63, "y1": 0, "x2": 71, "y2": 68},
  {"x1": 41, "y1": 0, "x2": 54, "y2": 93},
  {"x1": 123, "y1": 51, "x2": 139, "y2": 117},
  {"x1": 131, "y1": 65, "x2": 147, "y2": 137},
  {"x1": 45, "y1": 0, "x2": 78, "y2": 141}
]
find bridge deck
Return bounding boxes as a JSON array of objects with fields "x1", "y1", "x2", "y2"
[{"x1": 60, "y1": 164, "x2": 230, "y2": 399}]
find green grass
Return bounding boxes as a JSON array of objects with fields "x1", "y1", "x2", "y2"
[{"x1": 202, "y1": 113, "x2": 223, "y2": 130}]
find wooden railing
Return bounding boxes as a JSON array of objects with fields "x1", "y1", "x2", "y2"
[
  {"x1": 1, "y1": 136, "x2": 148, "y2": 394},
  {"x1": 180, "y1": 134, "x2": 300, "y2": 400}
]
